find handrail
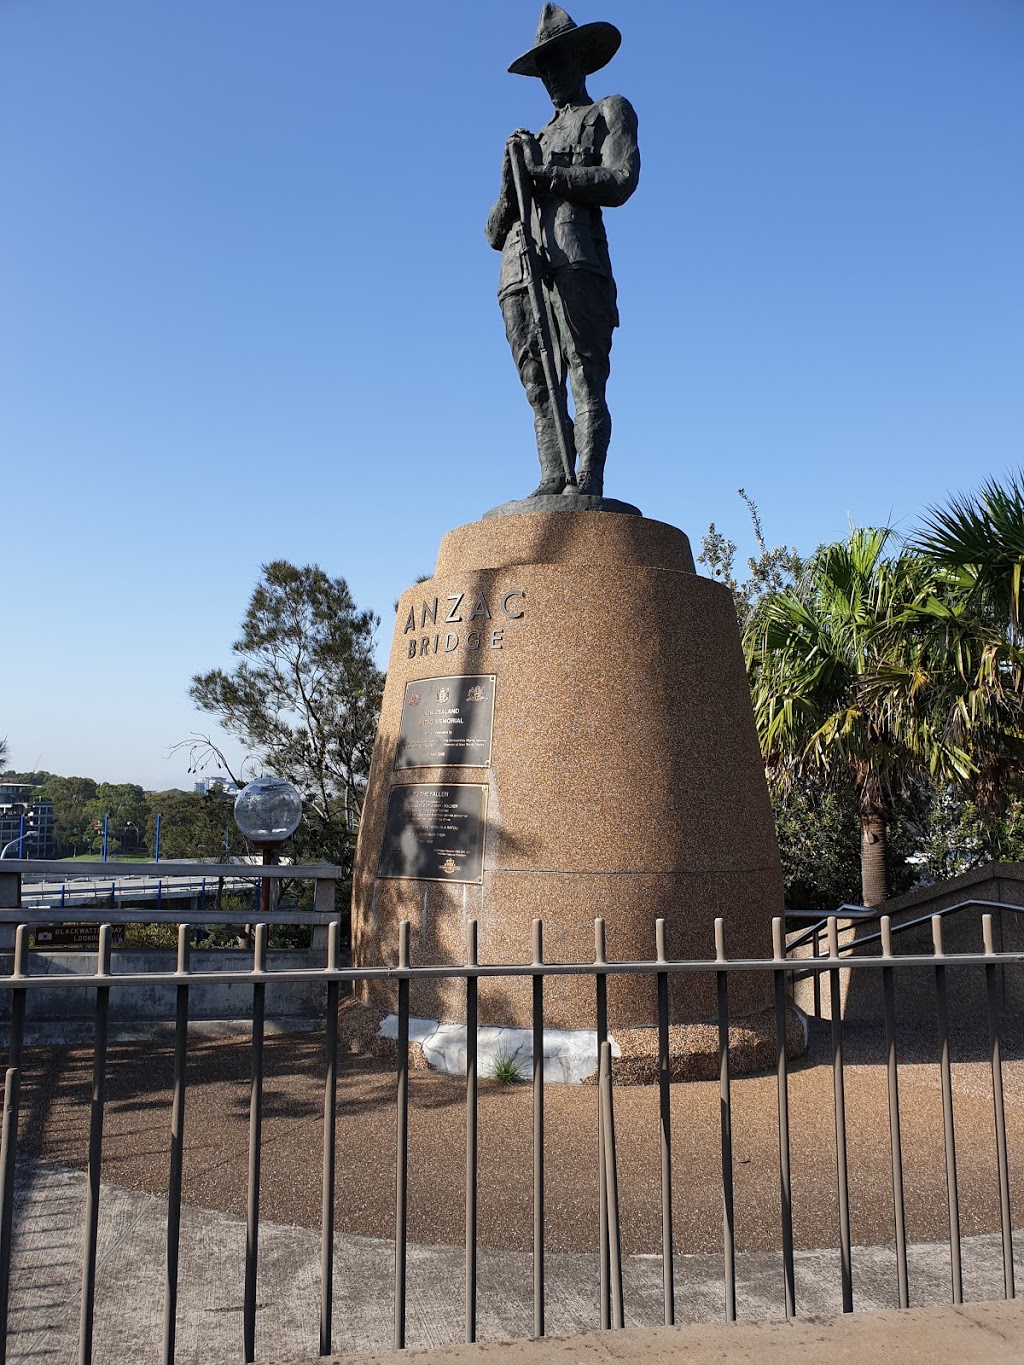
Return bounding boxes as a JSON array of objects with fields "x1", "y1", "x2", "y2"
[
  {"x1": 0, "y1": 860, "x2": 344, "y2": 879},
  {"x1": 787, "y1": 896, "x2": 1024, "y2": 960},
  {"x1": 786, "y1": 905, "x2": 875, "y2": 954}
]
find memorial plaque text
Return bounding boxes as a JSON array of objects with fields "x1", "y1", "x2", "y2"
[
  {"x1": 395, "y1": 675, "x2": 495, "y2": 769},
  {"x1": 377, "y1": 784, "x2": 487, "y2": 884}
]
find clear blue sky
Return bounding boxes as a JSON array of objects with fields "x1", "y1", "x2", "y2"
[{"x1": 2, "y1": 0, "x2": 1021, "y2": 791}]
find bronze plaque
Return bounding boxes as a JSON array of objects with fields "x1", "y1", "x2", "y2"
[
  {"x1": 377, "y1": 784, "x2": 487, "y2": 884},
  {"x1": 395, "y1": 675, "x2": 495, "y2": 770}
]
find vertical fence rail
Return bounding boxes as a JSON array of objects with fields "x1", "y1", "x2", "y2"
[
  {"x1": 319, "y1": 923, "x2": 340, "y2": 1358},
  {"x1": 598, "y1": 1040, "x2": 624, "y2": 1330},
  {"x1": 932, "y1": 917, "x2": 963, "y2": 1304},
  {"x1": 532, "y1": 918, "x2": 545, "y2": 1340},
  {"x1": 983, "y1": 914, "x2": 1015, "y2": 1300},
  {"x1": 243, "y1": 924, "x2": 267, "y2": 1365},
  {"x1": 828, "y1": 916, "x2": 854, "y2": 1313},
  {"x1": 78, "y1": 925, "x2": 111, "y2": 1365},
  {"x1": 594, "y1": 918, "x2": 610, "y2": 1331},
  {"x1": 714, "y1": 919, "x2": 736, "y2": 1323},
  {"x1": 880, "y1": 917, "x2": 909, "y2": 1309},
  {"x1": 655, "y1": 919, "x2": 675, "y2": 1327},
  {"x1": 0, "y1": 929, "x2": 27, "y2": 1365},
  {"x1": 772, "y1": 918, "x2": 796, "y2": 1319},
  {"x1": 162, "y1": 926, "x2": 191, "y2": 1365},
  {"x1": 394, "y1": 921, "x2": 410, "y2": 1352},
  {"x1": 464, "y1": 920, "x2": 478, "y2": 1345},
  {"x1": 0, "y1": 1067, "x2": 19, "y2": 1365}
]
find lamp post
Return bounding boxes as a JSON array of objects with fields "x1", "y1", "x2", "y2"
[
  {"x1": 233, "y1": 777, "x2": 302, "y2": 914},
  {"x1": 0, "y1": 833, "x2": 41, "y2": 859}
]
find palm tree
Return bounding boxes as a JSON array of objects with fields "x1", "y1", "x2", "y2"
[
  {"x1": 908, "y1": 473, "x2": 1024, "y2": 828},
  {"x1": 913, "y1": 471, "x2": 1024, "y2": 640},
  {"x1": 744, "y1": 528, "x2": 961, "y2": 907},
  {"x1": 0, "y1": 737, "x2": 8, "y2": 774}
]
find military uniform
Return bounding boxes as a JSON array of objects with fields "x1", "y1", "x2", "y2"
[{"x1": 486, "y1": 8, "x2": 640, "y2": 497}]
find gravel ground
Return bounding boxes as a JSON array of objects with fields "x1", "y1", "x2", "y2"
[{"x1": 4, "y1": 1013, "x2": 1023, "y2": 1258}]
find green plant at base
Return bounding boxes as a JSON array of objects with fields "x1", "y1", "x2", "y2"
[{"x1": 487, "y1": 1050, "x2": 526, "y2": 1084}]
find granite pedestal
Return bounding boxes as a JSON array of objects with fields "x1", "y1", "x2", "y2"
[{"x1": 352, "y1": 510, "x2": 784, "y2": 1031}]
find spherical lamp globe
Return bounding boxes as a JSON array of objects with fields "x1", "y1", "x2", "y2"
[{"x1": 233, "y1": 777, "x2": 303, "y2": 846}]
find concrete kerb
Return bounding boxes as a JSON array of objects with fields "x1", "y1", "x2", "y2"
[{"x1": 271, "y1": 1300, "x2": 1024, "y2": 1365}]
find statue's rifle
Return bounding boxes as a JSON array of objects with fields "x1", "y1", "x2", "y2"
[{"x1": 508, "y1": 138, "x2": 577, "y2": 489}]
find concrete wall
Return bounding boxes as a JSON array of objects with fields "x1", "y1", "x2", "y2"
[
  {"x1": 790, "y1": 863, "x2": 1024, "y2": 1025},
  {"x1": 0, "y1": 948, "x2": 329, "y2": 1025}
]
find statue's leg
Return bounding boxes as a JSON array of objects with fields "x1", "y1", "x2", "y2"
[
  {"x1": 549, "y1": 269, "x2": 615, "y2": 497},
  {"x1": 501, "y1": 288, "x2": 574, "y2": 495}
]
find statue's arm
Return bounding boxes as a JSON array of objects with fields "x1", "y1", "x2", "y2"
[
  {"x1": 545, "y1": 95, "x2": 640, "y2": 208},
  {"x1": 485, "y1": 143, "x2": 519, "y2": 250}
]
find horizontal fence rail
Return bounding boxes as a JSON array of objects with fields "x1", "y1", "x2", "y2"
[
  {"x1": 0, "y1": 911, "x2": 1019, "y2": 1363},
  {"x1": 0, "y1": 861, "x2": 346, "y2": 931}
]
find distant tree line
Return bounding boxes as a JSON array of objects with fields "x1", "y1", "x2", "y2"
[{"x1": 0, "y1": 772, "x2": 250, "y2": 862}]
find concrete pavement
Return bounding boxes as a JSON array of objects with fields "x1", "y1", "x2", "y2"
[
  {"x1": 4, "y1": 1157, "x2": 1023, "y2": 1363},
  {"x1": 274, "y1": 1300, "x2": 1024, "y2": 1364}
]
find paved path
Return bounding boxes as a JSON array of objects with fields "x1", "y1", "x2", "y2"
[
  {"x1": 5, "y1": 1158, "x2": 1023, "y2": 1364},
  {"x1": 274, "y1": 1301, "x2": 1024, "y2": 1364}
]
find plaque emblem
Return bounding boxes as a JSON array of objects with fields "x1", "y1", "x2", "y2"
[
  {"x1": 378, "y1": 784, "x2": 488, "y2": 884},
  {"x1": 396, "y1": 676, "x2": 496, "y2": 771}
]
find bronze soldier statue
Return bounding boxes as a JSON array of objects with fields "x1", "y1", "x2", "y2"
[{"x1": 486, "y1": 5, "x2": 640, "y2": 499}]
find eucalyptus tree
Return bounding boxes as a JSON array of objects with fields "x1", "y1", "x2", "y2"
[
  {"x1": 179, "y1": 561, "x2": 384, "y2": 875},
  {"x1": 699, "y1": 488, "x2": 803, "y2": 627}
]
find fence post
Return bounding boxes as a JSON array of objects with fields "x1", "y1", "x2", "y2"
[
  {"x1": 0, "y1": 872, "x2": 19, "y2": 953},
  {"x1": 394, "y1": 920, "x2": 410, "y2": 1351},
  {"x1": 162, "y1": 926, "x2": 191, "y2": 1365},
  {"x1": 243, "y1": 923, "x2": 268, "y2": 1364},
  {"x1": 881, "y1": 916, "x2": 909, "y2": 1309},
  {"x1": 655, "y1": 917, "x2": 675, "y2": 1327},
  {"x1": 983, "y1": 913, "x2": 1014, "y2": 1299},
  {"x1": 828, "y1": 916, "x2": 853, "y2": 1312},
  {"x1": 598, "y1": 1040, "x2": 624, "y2": 1329},
  {"x1": 773, "y1": 917, "x2": 796, "y2": 1318},
  {"x1": 464, "y1": 919, "x2": 478, "y2": 1344},
  {"x1": 594, "y1": 917, "x2": 610, "y2": 1331},
  {"x1": 532, "y1": 917, "x2": 545, "y2": 1339},
  {"x1": 715, "y1": 918, "x2": 736, "y2": 1322},
  {"x1": 932, "y1": 915, "x2": 963, "y2": 1304}
]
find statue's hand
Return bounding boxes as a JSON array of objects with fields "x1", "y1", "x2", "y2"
[{"x1": 507, "y1": 129, "x2": 544, "y2": 176}]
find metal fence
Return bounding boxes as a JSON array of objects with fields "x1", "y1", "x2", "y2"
[
  {"x1": 17, "y1": 875, "x2": 251, "y2": 913},
  {"x1": 0, "y1": 907, "x2": 1020, "y2": 1364},
  {"x1": 0, "y1": 859, "x2": 343, "y2": 938}
]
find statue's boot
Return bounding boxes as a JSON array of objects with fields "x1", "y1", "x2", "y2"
[
  {"x1": 528, "y1": 408, "x2": 575, "y2": 497},
  {"x1": 565, "y1": 401, "x2": 610, "y2": 497}
]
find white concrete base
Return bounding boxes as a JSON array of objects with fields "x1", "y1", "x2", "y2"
[{"x1": 377, "y1": 1014, "x2": 620, "y2": 1085}]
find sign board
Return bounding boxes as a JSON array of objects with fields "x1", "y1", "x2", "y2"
[
  {"x1": 377, "y1": 784, "x2": 487, "y2": 884},
  {"x1": 33, "y1": 924, "x2": 126, "y2": 949},
  {"x1": 395, "y1": 675, "x2": 495, "y2": 769}
]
